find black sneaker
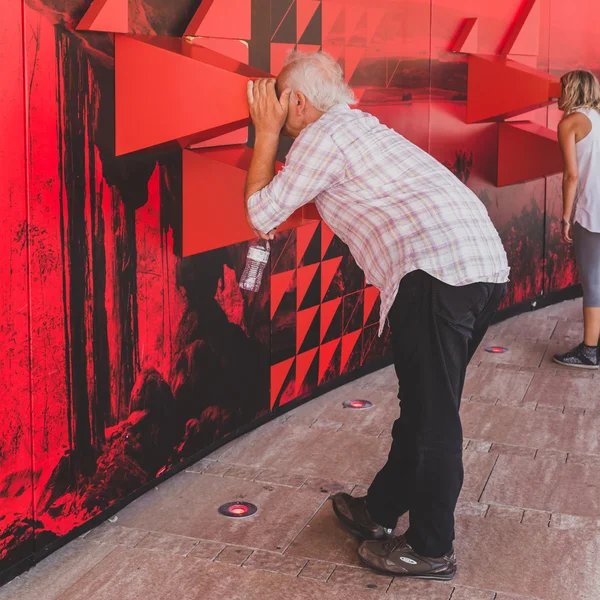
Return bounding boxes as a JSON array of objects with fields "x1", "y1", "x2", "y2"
[
  {"x1": 553, "y1": 343, "x2": 599, "y2": 370},
  {"x1": 331, "y1": 493, "x2": 394, "y2": 541},
  {"x1": 358, "y1": 535, "x2": 457, "y2": 581}
]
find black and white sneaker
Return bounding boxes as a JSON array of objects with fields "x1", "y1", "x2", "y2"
[{"x1": 553, "y1": 343, "x2": 599, "y2": 370}]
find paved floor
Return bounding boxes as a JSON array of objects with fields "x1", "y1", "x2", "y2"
[{"x1": 2, "y1": 299, "x2": 600, "y2": 600}]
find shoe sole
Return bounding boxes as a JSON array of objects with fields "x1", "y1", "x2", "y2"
[
  {"x1": 331, "y1": 499, "x2": 392, "y2": 542},
  {"x1": 552, "y1": 357, "x2": 599, "y2": 370},
  {"x1": 358, "y1": 554, "x2": 456, "y2": 581}
]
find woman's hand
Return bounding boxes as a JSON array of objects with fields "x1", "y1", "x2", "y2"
[
  {"x1": 562, "y1": 220, "x2": 573, "y2": 243},
  {"x1": 247, "y1": 79, "x2": 292, "y2": 137}
]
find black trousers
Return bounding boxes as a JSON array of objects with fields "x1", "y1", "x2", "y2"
[{"x1": 366, "y1": 270, "x2": 507, "y2": 557}]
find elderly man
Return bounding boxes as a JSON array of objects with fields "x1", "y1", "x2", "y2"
[{"x1": 245, "y1": 51, "x2": 509, "y2": 581}]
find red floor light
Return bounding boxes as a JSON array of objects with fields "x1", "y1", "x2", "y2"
[
  {"x1": 343, "y1": 399, "x2": 373, "y2": 410},
  {"x1": 485, "y1": 346, "x2": 509, "y2": 354},
  {"x1": 218, "y1": 501, "x2": 258, "y2": 518}
]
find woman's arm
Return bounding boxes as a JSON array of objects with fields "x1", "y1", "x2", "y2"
[{"x1": 557, "y1": 115, "x2": 580, "y2": 243}]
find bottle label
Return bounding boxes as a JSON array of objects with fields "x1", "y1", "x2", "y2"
[{"x1": 247, "y1": 246, "x2": 269, "y2": 263}]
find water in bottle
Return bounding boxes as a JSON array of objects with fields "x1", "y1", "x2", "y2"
[{"x1": 239, "y1": 239, "x2": 270, "y2": 292}]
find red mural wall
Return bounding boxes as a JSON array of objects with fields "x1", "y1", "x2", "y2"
[{"x1": 0, "y1": 0, "x2": 595, "y2": 579}]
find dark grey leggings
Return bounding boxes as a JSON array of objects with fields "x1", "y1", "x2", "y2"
[{"x1": 574, "y1": 222, "x2": 600, "y2": 308}]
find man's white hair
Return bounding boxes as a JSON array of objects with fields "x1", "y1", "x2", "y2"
[{"x1": 281, "y1": 51, "x2": 356, "y2": 111}]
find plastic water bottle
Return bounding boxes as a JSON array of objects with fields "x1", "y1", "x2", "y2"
[{"x1": 239, "y1": 239, "x2": 270, "y2": 292}]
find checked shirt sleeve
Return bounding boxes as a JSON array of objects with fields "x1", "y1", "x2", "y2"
[{"x1": 247, "y1": 126, "x2": 345, "y2": 234}]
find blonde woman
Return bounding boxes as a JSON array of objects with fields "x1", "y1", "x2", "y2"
[{"x1": 554, "y1": 70, "x2": 600, "y2": 369}]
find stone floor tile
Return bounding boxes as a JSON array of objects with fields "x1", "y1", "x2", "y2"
[
  {"x1": 134, "y1": 532, "x2": 199, "y2": 556},
  {"x1": 254, "y1": 469, "x2": 307, "y2": 488},
  {"x1": 223, "y1": 465, "x2": 262, "y2": 481},
  {"x1": 481, "y1": 455, "x2": 600, "y2": 518},
  {"x1": 283, "y1": 415, "x2": 317, "y2": 428},
  {"x1": 524, "y1": 373, "x2": 600, "y2": 411},
  {"x1": 534, "y1": 403, "x2": 564, "y2": 413},
  {"x1": 310, "y1": 418, "x2": 343, "y2": 430},
  {"x1": 185, "y1": 458, "x2": 215, "y2": 474},
  {"x1": 0, "y1": 540, "x2": 115, "y2": 600},
  {"x1": 485, "y1": 505, "x2": 524, "y2": 522},
  {"x1": 351, "y1": 484, "x2": 369, "y2": 497},
  {"x1": 115, "y1": 474, "x2": 326, "y2": 552},
  {"x1": 461, "y1": 404, "x2": 600, "y2": 456},
  {"x1": 502, "y1": 316, "x2": 558, "y2": 342},
  {"x1": 242, "y1": 550, "x2": 307, "y2": 576},
  {"x1": 459, "y1": 452, "x2": 498, "y2": 503},
  {"x1": 327, "y1": 565, "x2": 392, "y2": 592},
  {"x1": 84, "y1": 524, "x2": 149, "y2": 547},
  {"x1": 463, "y1": 366, "x2": 533, "y2": 404},
  {"x1": 455, "y1": 501, "x2": 489, "y2": 518},
  {"x1": 202, "y1": 461, "x2": 232, "y2": 476},
  {"x1": 387, "y1": 578, "x2": 453, "y2": 600},
  {"x1": 494, "y1": 594, "x2": 542, "y2": 600},
  {"x1": 215, "y1": 545, "x2": 254, "y2": 565},
  {"x1": 535, "y1": 449, "x2": 567, "y2": 463},
  {"x1": 466, "y1": 440, "x2": 492, "y2": 453},
  {"x1": 301, "y1": 477, "x2": 354, "y2": 496},
  {"x1": 521, "y1": 510, "x2": 551, "y2": 528},
  {"x1": 469, "y1": 396, "x2": 498, "y2": 405},
  {"x1": 552, "y1": 319, "x2": 585, "y2": 341},
  {"x1": 538, "y1": 299, "x2": 583, "y2": 322},
  {"x1": 472, "y1": 340, "x2": 547, "y2": 369},
  {"x1": 549, "y1": 513, "x2": 600, "y2": 530},
  {"x1": 297, "y1": 559, "x2": 336, "y2": 581},
  {"x1": 567, "y1": 453, "x2": 600, "y2": 468},
  {"x1": 453, "y1": 515, "x2": 600, "y2": 600},
  {"x1": 188, "y1": 540, "x2": 226, "y2": 560},
  {"x1": 451, "y1": 586, "x2": 496, "y2": 600},
  {"x1": 490, "y1": 443, "x2": 536, "y2": 458},
  {"x1": 223, "y1": 425, "x2": 389, "y2": 485}
]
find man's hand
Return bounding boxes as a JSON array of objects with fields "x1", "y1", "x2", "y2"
[{"x1": 247, "y1": 79, "x2": 292, "y2": 137}]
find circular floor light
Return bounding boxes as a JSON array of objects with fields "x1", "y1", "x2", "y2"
[
  {"x1": 218, "y1": 502, "x2": 258, "y2": 518},
  {"x1": 484, "y1": 346, "x2": 509, "y2": 354},
  {"x1": 343, "y1": 399, "x2": 374, "y2": 410}
]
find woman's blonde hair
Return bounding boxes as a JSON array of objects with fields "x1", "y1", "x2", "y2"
[{"x1": 559, "y1": 70, "x2": 600, "y2": 115}]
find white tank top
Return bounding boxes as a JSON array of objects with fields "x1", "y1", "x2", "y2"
[{"x1": 574, "y1": 108, "x2": 600, "y2": 232}]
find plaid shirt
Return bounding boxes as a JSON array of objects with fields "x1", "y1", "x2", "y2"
[{"x1": 248, "y1": 104, "x2": 510, "y2": 335}]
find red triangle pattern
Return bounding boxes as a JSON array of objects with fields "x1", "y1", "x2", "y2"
[
  {"x1": 322, "y1": 2, "x2": 344, "y2": 36},
  {"x1": 345, "y1": 7, "x2": 366, "y2": 41},
  {"x1": 297, "y1": 305, "x2": 319, "y2": 353},
  {"x1": 341, "y1": 330, "x2": 362, "y2": 373},
  {"x1": 452, "y1": 18, "x2": 478, "y2": 54},
  {"x1": 501, "y1": 0, "x2": 539, "y2": 57},
  {"x1": 271, "y1": 270, "x2": 296, "y2": 318},
  {"x1": 295, "y1": 347, "x2": 319, "y2": 395},
  {"x1": 271, "y1": 42, "x2": 296, "y2": 76},
  {"x1": 367, "y1": 8, "x2": 385, "y2": 42},
  {"x1": 321, "y1": 223, "x2": 335, "y2": 258},
  {"x1": 77, "y1": 0, "x2": 128, "y2": 33},
  {"x1": 320, "y1": 298, "x2": 342, "y2": 342},
  {"x1": 344, "y1": 46, "x2": 366, "y2": 82},
  {"x1": 296, "y1": 221, "x2": 320, "y2": 267},
  {"x1": 363, "y1": 286, "x2": 379, "y2": 325},
  {"x1": 297, "y1": 263, "x2": 320, "y2": 309},
  {"x1": 271, "y1": 358, "x2": 295, "y2": 409},
  {"x1": 185, "y1": 0, "x2": 251, "y2": 40},
  {"x1": 319, "y1": 339, "x2": 340, "y2": 384},
  {"x1": 297, "y1": 0, "x2": 321, "y2": 41},
  {"x1": 321, "y1": 257, "x2": 342, "y2": 301}
]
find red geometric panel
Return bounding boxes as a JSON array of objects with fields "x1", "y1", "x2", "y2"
[
  {"x1": 115, "y1": 35, "x2": 269, "y2": 155},
  {"x1": 297, "y1": 306, "x2": 319, "y2": 353},
  {"x1": 452, "y1": 18, "x2": 478, "y2": 54},
  {"x1": 321, "y1": 223, "x2": 335, "y2": 259},
  {"x1": 297, "y1": 0, "x2": 321, "y2": 41},
  {"x1": 345, "y1": 46, "x2": 367, "y2": 83},
  {"x1": 183, "y1": 147, "x2": 319, "y2": 256},
  {"x1": 184, "y1": 0, "x2": 251, "y2": 40},
  {"x1": 321, "y1": 257, "x2": 343, "y2": 301},
  {"x1": 188, "y1": 38, "x2": 250, "y2": 149},
  {"x1": 500, "y1": 0, "x2": 540, "y2": 57},
  {"x1": 297, "y1": 221, "x2": 320, "y2": 267},
  {"x1": 296, "y1": 348, "x2": 319, "y2": 395},
  {"x1": 297, "y1": 264, "x2": 320, "y2": 309},
  {"x1": 466, "y1": 55, "x2": 561, "y2": 124},
  {"x1": 345, "y1": 6, "x2": 366, "y2": 41},
  {"x1": 322, "y1": 2, "x2": 343, "y2": 37},
  {"x1": 363, "y1": 286, "x2": 379, "y2": 325},
  {"x1": 271, "y1": 43, "x2": 296, "y2": 76},
  {"x1": 272, "y1": 270, "x2": 296, "y2": 318},
  {"x1": 297, "y1": 44, "x2": 322, "y2": 54},
  {"x1": 341, "y1": 330, "x2": 361, "y2": 373},
  {"x1": 321, "y1": 298, "x2": 342, "y2": 343},
  {"x1": 367, "y1": 8, "x2": 385, "y2": 43},
  {"x1": 76, "y1": 0, "x2": 127, "y2": 33},
  {"x1": 319, "y1": 338, "x2": 340, "y2": 384},
  {"x1": 497, "y1": 122, "x2": 563, "y2": 187},
  {"x1": 271, "y1": 358, "x2": 295, "y2": 409}
]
